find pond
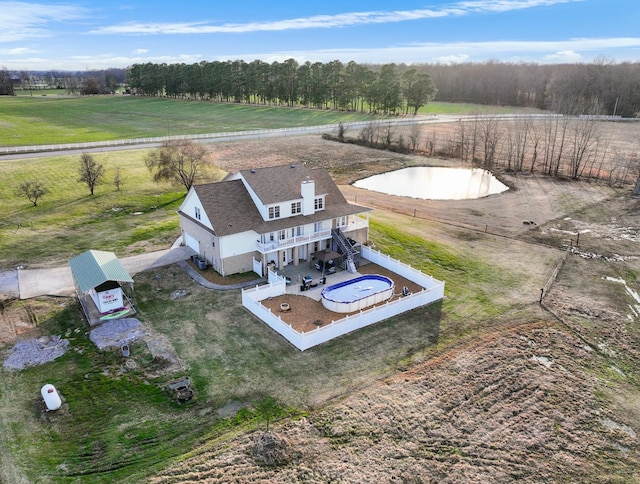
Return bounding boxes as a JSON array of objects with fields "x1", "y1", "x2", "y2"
[{"x1": 353, "y1": 166, "x2": 508, "y2": 200}]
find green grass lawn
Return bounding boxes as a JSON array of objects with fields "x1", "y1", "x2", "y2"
[
  {"x1": 2, "y1": 212, "x2": 526, "y2": 482},
  {"x1": 0, "y1": 96, "x2": 380, "y2": 147},
  {"x1": 0, "y1": 95, "x2": 545, "y2": 147},
  {"x1": 0, "y1": 149, "x2": 202, "y2": 268},
  {"x1": 419, "y1": 101, "x2": 545, "y2": 115}
]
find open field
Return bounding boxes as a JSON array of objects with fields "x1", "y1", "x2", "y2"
[
  {"x1": 0, "y1": 149, "x2": 196, "y2": 269},
  {"x1": 0, "y1": 94, "x2": 548, "y2": 148},
  {"x1": 0, "y1": 95, "x2": 377, "y2": 147},
  {"x1": 0, "y1": 116, "x2": 639, "y2": 481}
]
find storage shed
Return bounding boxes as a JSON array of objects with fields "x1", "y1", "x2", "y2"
[{"x1": 69, "y1": 250, "x2": 135, "y2": 326}]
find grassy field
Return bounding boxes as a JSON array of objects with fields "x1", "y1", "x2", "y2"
[
  {"x1": 0, "y1": 95, "x2": 543, "y2": 147},
  {"x1": 0, "y1": 207, "x2": 537, "y2": 482},
  {"x1": 0, "y1": 149, "x2": 209, "y2": 269},
  {"x1": 0, "y1": 95, "x2": 380, "y2": 147}
]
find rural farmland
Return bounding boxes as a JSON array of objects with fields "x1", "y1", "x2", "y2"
[{"x1": 0, "y1": 99, "x2": 639, "y2": 483}]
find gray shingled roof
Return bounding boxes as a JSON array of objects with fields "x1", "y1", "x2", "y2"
[
  {"x1": 68, "y1": 249, "x2": 133, "y2": 294},
  {"x1": 238, "y1": 164, "x2": 330, "y2": 205},
  {"x1": 190, "y1": 179, "x2": 264, "y2": 237},
  {"x1": 184, "y1": 165, "x2": 371, "y2": 237}
]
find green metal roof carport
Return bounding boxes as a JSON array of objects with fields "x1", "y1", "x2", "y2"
[{"x1": 69, "y1": 249, "x2": 134, "y2": 294}]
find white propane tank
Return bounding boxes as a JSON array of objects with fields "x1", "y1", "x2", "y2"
[{"x1": 41, "y1": 384, "x2": 62, "y2": 411}]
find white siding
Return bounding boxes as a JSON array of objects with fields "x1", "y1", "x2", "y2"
[
  {"x1": 301, "y1": 179, "x2": 315, "y2": 215},
  {"x1": 179, "y1": 188, "x2": 213, "y2": 229},
  {"x1": 219, "y1": 230, "x2": 259, "y2": 258}
]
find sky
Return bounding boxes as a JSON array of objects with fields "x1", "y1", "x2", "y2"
[{"x1": 0, "y1": 0, "x2": 639, "y2": 72}]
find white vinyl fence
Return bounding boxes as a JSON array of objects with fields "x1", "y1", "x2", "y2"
[{"x1": 242, "y1": 250, "x2": 444, "y2": 351}]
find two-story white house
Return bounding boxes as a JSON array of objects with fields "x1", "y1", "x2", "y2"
[{"x1": 177, "y1": 164, "x2": 371, "y2": 276}]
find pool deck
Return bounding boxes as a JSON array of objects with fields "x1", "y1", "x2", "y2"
[{"x1": 277, "y1": 264, "x2": 362, "y2": 302}]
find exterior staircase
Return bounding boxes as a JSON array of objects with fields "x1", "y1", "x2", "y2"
[{"x1": 331, "y1": 228, "x2": 359, "y2": 273}]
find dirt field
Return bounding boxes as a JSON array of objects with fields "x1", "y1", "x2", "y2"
[{"x1": 145, "y1": 129, "x2": 639, "y2": 482}]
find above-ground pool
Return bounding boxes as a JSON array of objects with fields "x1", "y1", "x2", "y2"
[{"x1": 321, "y1": 274, "x2": 395, "y2": 313}]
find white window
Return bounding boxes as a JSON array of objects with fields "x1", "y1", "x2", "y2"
[
  {"x1": 314, "y1": 197, "x2": 324, "y2": 210},
  {"x1": 195, "y1": 207, "x2": 201, "y2": 221},
  {"x1": 291, "y1": 201, "x2": 301, "y2": 214},
  {"x1": 314, "y1": 222, "x2": 323, "y2": 233},
  {"x1": 269, "y1": 206, "x2": 280, "y2": 219},
  {"x1": 278, "y1": 230, "x2": 286, "y2": 240}
]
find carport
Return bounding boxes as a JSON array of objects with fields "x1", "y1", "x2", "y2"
[{"x1": 69, "y1": 249, "x2": 136, "y2": 326}]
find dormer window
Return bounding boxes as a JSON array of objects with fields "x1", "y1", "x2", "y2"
[
  {"x1": 195, "y1": 207, "x2": 201, "y2": 221},
  {"x1": 314, "y1": 197, "x2": 324, "y2": 210},
  {"x1": 268, "y1": 206, "x2": 280, "y2": 220},
  {"x1": 291, "y1": 201, "x2": 301, "y2": 215}
]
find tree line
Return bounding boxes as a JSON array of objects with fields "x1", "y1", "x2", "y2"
[
  {"x1": 0, "y1": 67, "x2": 127, "y2": 95},
  {"x1": 428, "y1": 59, "x2": 640, "y2": 117},
  {"x1": 125, "y1": 59, "x2": 640, "y2": 118},
  {"x1": 126, "y1": 60, "x2": 437, "y2": 115},
  {"x1": 3, "y1": 59, "x2": 639, "y2": 117}
]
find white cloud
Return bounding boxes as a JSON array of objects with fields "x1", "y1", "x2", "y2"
[
  {"x1": 67, "y1": 53, "x2": 203, "y2": 68},
  {"x1": 132, "y1": 48, "x2": 148, "y2": 54},
  {"x1": 231, "y1": 37, "x2": 640, "y2": 65},
  {"x1": 5, "y1": 36, "x2": 639, "y2": 71},
  {"x1": 543, "y1": 50, "x2": 583, "y2": 62},
  {"x1": 433, "y1": 54, "x2": 471, "y2": 64},
  {"x1": 89, "y1": 0, "x2": 580, "y2": 35},
  {"x1": 0, "y1": 1, "x2": 87, "y2": 43},
  {"x1": 0, "y1": 46, "x2": 34, "y2": 55}
]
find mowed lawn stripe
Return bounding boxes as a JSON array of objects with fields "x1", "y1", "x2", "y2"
[{"x1": 0, "y1": 96, "x2": 377, "y2": 146}]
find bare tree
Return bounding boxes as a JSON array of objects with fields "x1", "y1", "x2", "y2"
[
  {"x1": 0, "y1": 66, "x2": 15, "y2": 96},
  {"x1": 78, "y1": 153, "x2": 104, "y2": 195},
  {"x1": 408, "y1": 123, "x2": 421, "y2": 151},
  {"x1": 455, "y1": 120, "x2": 469, "y2": 161},
  {"x1": 514, "y1": 119, "x2": 533, "y2": 172},
  {"x1": 528, "y1": 123, "x2": 543, "y2": 173},
  {"x1": 20, "y1": 71, "x2": 32, "y2": 96},
  {"x1": 568, "y1": 117, "x2": 601, "y2": 179},
  {"x1": 466, "y1": 116, "x2": 481, "y2": 164},
  {"x1": 425, "y1": 130, "x2": 437, "y2": 156},
  {"x1": 15, "y1": 180, "x2": 48, "y2": 206},
  {"x1": 113, "y1": 167, "x2": 124, "y2": 191},
  {"x1": 145, "y1": 139, "x2": 210, "y2": 191},
  {"x1": 478, "y1": 115, "x2": 501, "y2": 169},
  {"x1": 541, "y1": 115, "x2": 570, "y2": 177},
  {"x1": 382, "y1": 122, "x2": 395, "y2": 148}
]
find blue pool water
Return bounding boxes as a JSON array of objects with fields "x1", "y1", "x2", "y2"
[{"x1": 321, "y1": 275, "x2": 394, "y2": 303}]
